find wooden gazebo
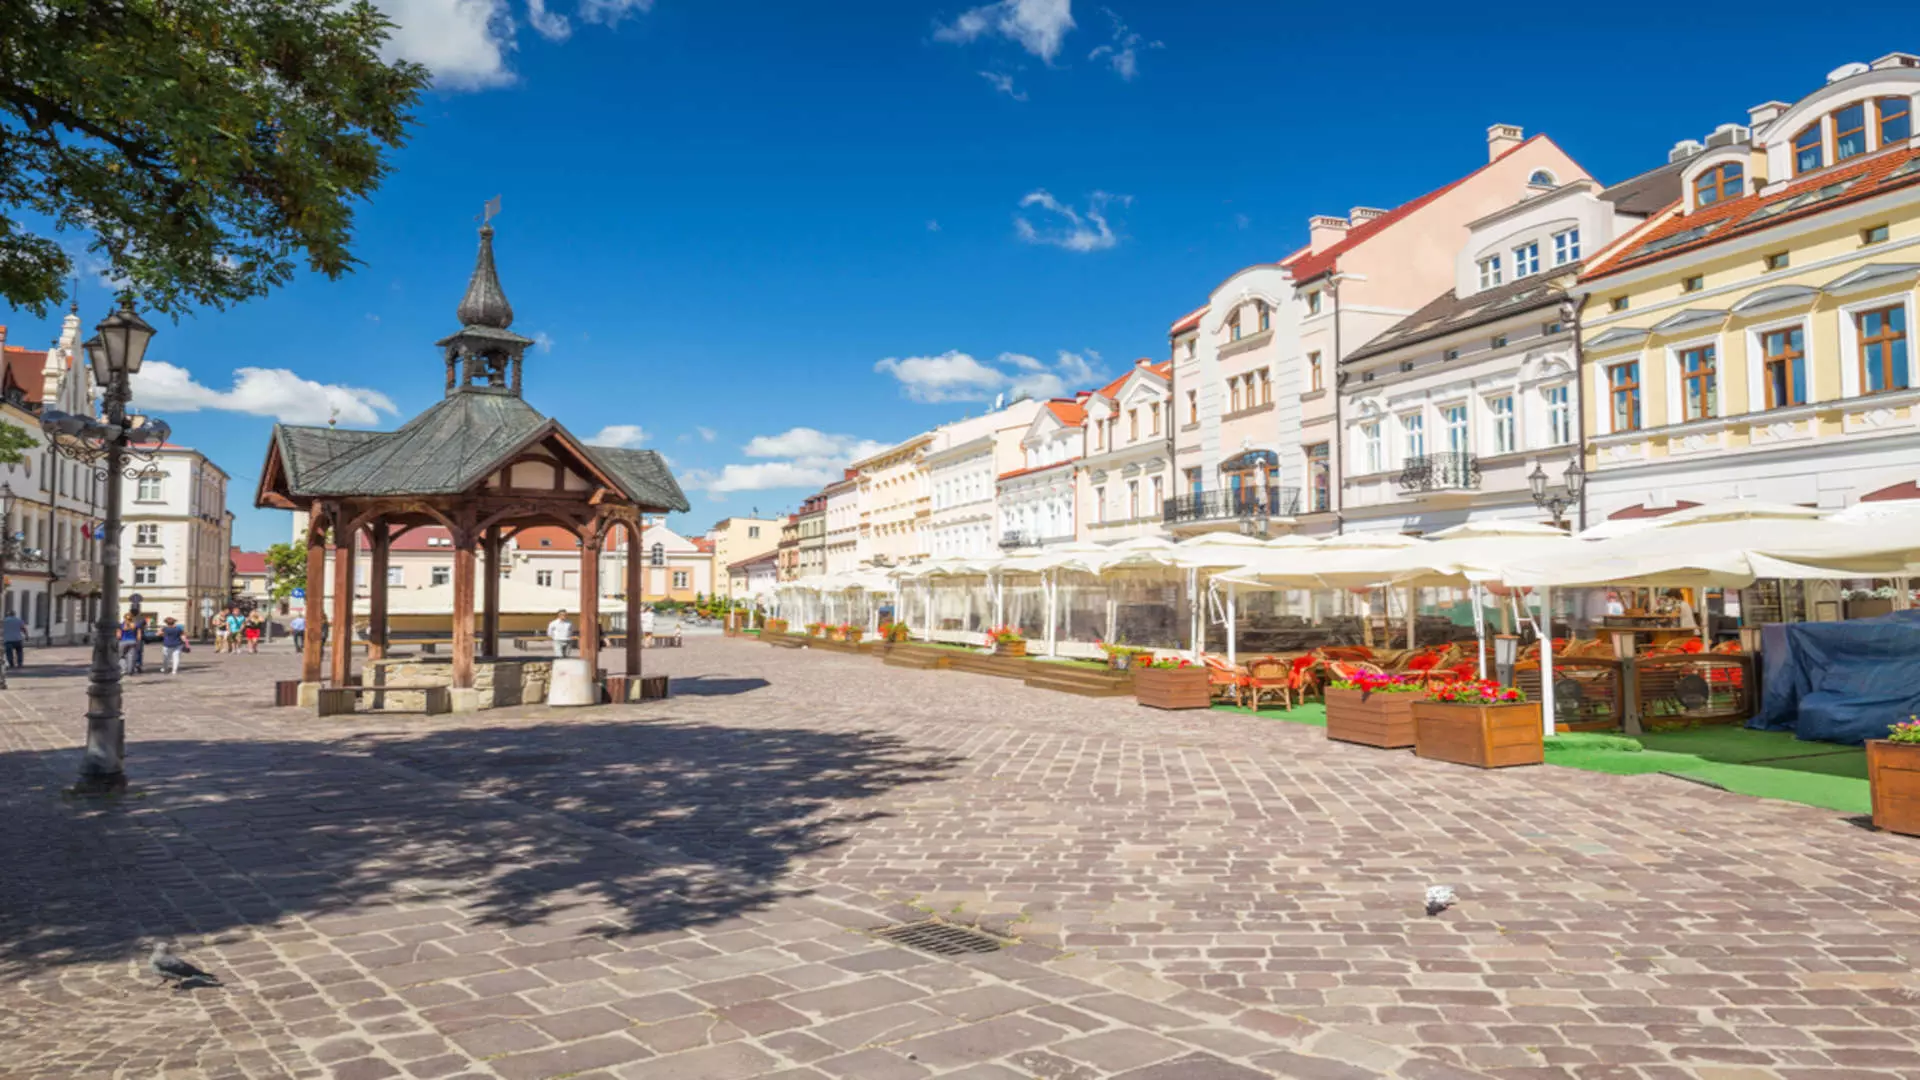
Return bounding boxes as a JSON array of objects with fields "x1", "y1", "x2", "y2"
[{"x1": 256, "y1": 222, "x2": 688, "y2": 706}]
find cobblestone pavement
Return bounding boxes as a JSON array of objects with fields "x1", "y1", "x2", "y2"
[{"x1": 3, "y1": 638, "x2": 1920, "y2": 1080}]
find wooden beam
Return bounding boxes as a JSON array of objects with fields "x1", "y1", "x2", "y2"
[
  {"x1": 302, "y1": 520, "x2": 326, "y2": 683},
  {"x1": 482, "y1": 526, "x2": 501, "y2": 658},
  {"x1": 625, "y1": 521, "x2": 642, "y2": 686},
  {"x1": 452, "y1": 541, "x2": 476, "y2": 689},
  {"x1": 330, "y1": 521, "x2": 355, "y2": 687},
  {"x1": 368, "y1": 520, "x2": 390, "y2": 662},
  {"x1": 580, "y1": 532, "x2": 602, "y2": 676}
]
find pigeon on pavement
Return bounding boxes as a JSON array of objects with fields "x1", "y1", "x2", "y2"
[
  {"x1": 1424, "y1": 885, "x2": 1457, "y2": 916},
  {"x1": 149, "y1": 942, "x2": 220, "y2": 987}
]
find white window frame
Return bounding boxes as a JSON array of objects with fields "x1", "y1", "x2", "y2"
[
  {"x1": 1477, "y1": 255, "x2": 1502, "y2": 289},
  {"x1": 1836, "y1": 291, "x2": 1918, "y2": 400},
  {"x1": 1744, "y1": 314, "x2": 1816, "y2": 413},
  {"x1": 1665, "y1": 334, "x2": 1723, "y2": 426},
  {"x1": 1400, "y1": 411, "x2": 1426, "y2": 462},
  {"x1": 1360, "y1": 422, "x2": 1382, "y2": 474},
  {"x1": 431, "y1": 565, "x2": 451, "y2": 587},
  {"x1": 1542, "y1": 384, "x2": 1572, "y2": 447},
  {"x1": 136, "y1": 475, "x2": 163, "y2": 501},
  {"x1": 133, "y1": 563, "x2": 159, "y2": 586},
  {"x1": 1552, "y1": 227, "x2": 1581, "y2": 265},
  {"x1": 134, "y1": 523, "x2": 160, "y2": 545},
  {"x1": 1487, "y1": 394, "x2": 1516, "y2": 454},
  {"x1": 1440, "y1": 402, "x2": 1469, "y2": 454},
  {"x1": 1512, "y1": 242, "x2": 1540, "y2": 279},
  {"x1": 387, "y1": 566, "x2": 405, "y2": 586}
]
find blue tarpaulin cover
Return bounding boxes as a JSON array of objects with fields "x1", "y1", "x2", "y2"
[{"x1": 1752, "y1": 609, "x2": 1920, "y2": 744}]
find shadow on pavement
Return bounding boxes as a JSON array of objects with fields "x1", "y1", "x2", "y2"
[
  {"x1": 0, "y1": 717, "x2": 962, "y2": 976},
  {"x1": 666, "y1": 675, "x2": 772, "y2": 697}
]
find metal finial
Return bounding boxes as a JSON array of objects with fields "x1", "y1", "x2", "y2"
[{"x1": 455, "y1": 218, "x2": 514, "y2": 330}]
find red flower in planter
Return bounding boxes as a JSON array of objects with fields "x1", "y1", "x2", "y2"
[{"x1": 1426, "y1": 679, "x2": 1528, "y2": 705}]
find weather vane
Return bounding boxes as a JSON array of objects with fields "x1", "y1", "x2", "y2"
[{"x1": 480, "y1": 195, "x2": 502, "y2": 225}]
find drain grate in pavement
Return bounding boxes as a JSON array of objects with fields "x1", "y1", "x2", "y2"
[{"x1": 873, "y1": 920, "x2": 1006, "y2": 956}]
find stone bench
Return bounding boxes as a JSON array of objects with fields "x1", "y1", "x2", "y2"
[{"x1": 316, "y1": 684, "x2": 451, "y2": 718}]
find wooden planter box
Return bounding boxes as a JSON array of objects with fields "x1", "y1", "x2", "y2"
[
  {"x1": 1868, "y1": 740, "x2": 1920, "y2": 837},
  {"x1": 1325, "y1": 687, "x2": 1418, "y2": 748},
  {"x1": 1133, "y1": 666, "x2": 1210, "y2": 710},
  {"x1": 1412, "y1": 701, "x2": 1544, "y2": 768},
  {"x1": 994, "y1": 640, "x2": 1028, "y2": 657}
]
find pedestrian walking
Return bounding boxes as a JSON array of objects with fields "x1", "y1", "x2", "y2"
[
  {"x1": 2, "y1": 609, "x2": 24, "y2": 669},
  {"x1": 213, "y1": 612, "x2": 231, "y2": 653},
  {"x1": 131, "y1": 612, "x2": 148, "y2": 673},
  {"x1": 224, "y1": 608, "x2": 246, "y2": 656},
  {"x1": 640, "y1": 604, "x2": 656, "y2": 649},
  {"x1": 160, "y1": 617, "x2": 187, "y2": 674},
  {"x1": 547, "y1": 610, "x2": 574, "y2": 658},
  {"x1": 244, "y1": 610, "x2": 264, "y2": 654},
  {"x1": 118, "y1": 615, "x2": 140, "y2": 675},
  {"x1": 290, "y1": 612, "x2": 306, "y2": 651}
]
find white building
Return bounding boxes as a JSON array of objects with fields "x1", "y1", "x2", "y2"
[
  {"x1": 1, "y1": 311, "x2": 107, "y2": 643},
  {"x1": 851, "y1": 434, "x2": 933, "y2": 567},
  {"x1": 824, "y1": 474, "x2": 862, "y2": 573},
  {"x1": 1079, "y1": 360, "x2": 1176, "y2": 542},
  {"x1": 926, "y1": 397, "x2": 1041, "y2": 559},
  {"x1": 998, "y1": 398, "x2": 1086, "y2": 547},
  {"x1": 120, "y1": 444, "x2": 234, "y2": 637},
  {"x1": 1339, "y1": 169, "x2": 1680, "y2": 533}
]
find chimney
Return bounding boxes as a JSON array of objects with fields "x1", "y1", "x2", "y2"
[
  {"x1": 1871, "y1": 52, "x2": 1920, "y2": 70},
  {"x1": 1668, "y1": 139, "x2": 1705, "y2": 164},
  {"x1": 1348, "y1": 206, "x2": 1388, "y2": 225},
  {"x1": 1747, "y1": 100, "x2": 1791, "y2": 129},
  {"x1": 1308, "y1": 214, "x2": 1350, "y2": 254},
  {"x1": 1486, "y1": 123, "x2": 1524, "y2": 162},
  {"x1": 1135, "y1": 357, "x2": 1152, "y2": 369},
  {"x1": 1705, "y1": 123, "x2": 1751, "y2": 149}
]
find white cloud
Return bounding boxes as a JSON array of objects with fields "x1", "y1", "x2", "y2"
[
  {"x1": 374, "y1": 0, "x2": 516, "y2": 89},
  {"x1": 1234, "y1": 212, "x2": 1251, "y2": 230},
  {"x1": 687, "y1": 427, "x2": 890, "y2": 495},
  {"x1": 1015, "y1": 190, "x2": 1128, "y2": 252},
  {"x1": 697, "y1": 462, "x2": 837, "y2": 494},
  {"x1": 874, "y1": 349, "x2": 1105, "y2": 404},
  {"x1": 586, "y1": 424, "x2": 647, "y2": 448},
  {"x1": 695, "y1": 426, "x2": 717, "y2": 442},
  {"x1": 533, "y1": 330, "x2": 555, "y2": 353},
  {"x1": 935, "y1": 0, "x2": 1075, "y2": 62},
  {"x1": 131, "y1": 362, "x2": 398, "y2": 426},
  {"x1": 578, "y1": 0, "x2": 652, "y2": 26},
  {"x1": 979, "y1": 71, "x2": 1028, "y2": 101},
  {"x1": 527, "y1": 0, "x2": 571, "y2": 40},
  {"x1": 1086, "y1": 8, "x2": 1160, "y2": 80},
  {"x1": 373, "y1": 0, "x2": 656, "y2": 90},
  {"x1": 742, "y1": 428, "x2": 884, "y2": 464}
]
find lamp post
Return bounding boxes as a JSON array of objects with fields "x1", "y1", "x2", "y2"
[
  {"x1": 1528, "y1": 455, "x2": 1587, "y2": 530},
  {"x1": 44, "y1": 304, "x2": 161, "y2": 795},
  {"x1": 0, "y1": 483, "x2": 15, "y2": 690}
]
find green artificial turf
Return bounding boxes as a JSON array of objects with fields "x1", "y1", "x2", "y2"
[
  {"x1": 1544, "y1": 728, "x2": 1869, "y2": 814},
  {"x1": 1211, "y1": 701, "x2": 1328, "y2": 728}
]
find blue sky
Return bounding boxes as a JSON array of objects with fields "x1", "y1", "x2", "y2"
[{"x1": 4, "y1": 0, "x2": 1903, "y2": 550}]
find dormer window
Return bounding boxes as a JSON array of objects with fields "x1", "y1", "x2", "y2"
[
  {"x1": 1307, "y1": 291, "x2": 1322, "y2": 315},
  {"x1": 1693, "y1": 162, "x2": 1744, "y2": 206},
  {"x1": 1834, "y1": 103, "x2": 1868, "y2": 161},
  {"x1": 1477, "y1": 255, "x2": 1502, "y2": 289},
  {"x1": 1528, "y1": 169, "x2": 1556, "y2": 187},
  {"x1": 1793, "y1": 123, "x2": 1823, "y2": 174},
  {"x1": 1512, "y1": 242, "x2": 1539, "y2": 278},
  {"x1": 1882, "y1": 97, "x2": 1913, "y2": 143},
  {"x1": 1256, "y1": 301, "x2": 1270, "y2": 332},
  {"x1": 1552, "y1": 228, "x2": 1581, "y2": 265},
  {"x1": 1228, "y1": 313, "x2": 1242, "y2": 341}
]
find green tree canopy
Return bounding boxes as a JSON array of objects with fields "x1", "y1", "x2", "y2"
[
  {"x1": 0, "y1": 420, "x2": 34, "y2": 466},
  {"x1": 263, "y1": 541, "x2": 305, "y2": 601},
  {"x1": 0, "y1": 0, "x2": 428, "y2": 316}
]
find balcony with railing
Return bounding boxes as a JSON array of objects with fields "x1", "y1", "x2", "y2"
[
  {"x1": 1162, "y1": 485, "x2": 1301, "y2": 526},
  {"x1": 998, "y1": 529, "x2": 1075, "y2": 550},
  {"x1": 1397, "y1": 452, "x2": 1481, "y2": 494}
]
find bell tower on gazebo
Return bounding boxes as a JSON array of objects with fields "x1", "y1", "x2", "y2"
[
  {"x1": 257, "y1": 218, "x2": 689, "y2": 711},
  {"x1": 438, "y1": 223, "x2": 535, "y2": 396}
]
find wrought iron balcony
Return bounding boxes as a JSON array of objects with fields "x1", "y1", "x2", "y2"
[
  {"x1": 998, "y1": 530, "x2": 1073, "y2": 549},
  {"x1": 1162, "y1": 485, "x2": 1301, "y2": 526},
  {"x1": 1397, "y1": 452, "x2": 1482, "y2": 493}
]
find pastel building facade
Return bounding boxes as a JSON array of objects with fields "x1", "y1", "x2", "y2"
[
  {"x1": 119, "y1": 444, "x2": 235, "y2": 637},
  {"x1": 1575, "y1": 55, "x2": 1920, "y2": 531},
  {"x1": 851, "y1": 434, "x2": 933, "y2": 567},
  {"x1": 1080, "y1": 360, "x2": 1176, "y2": 542},
  {"x1": 795, "y1": 492, "x2": 827, "y2": 578},
  {"x1": 926, "y1": 398, "x2": 1041, "y2": 559},
  {"x1": 824, "y1": 474, "x2": 862, "y2": 574},
  {"x1": 998, "y1": 398, "x2": 1085, "y2": 548}
]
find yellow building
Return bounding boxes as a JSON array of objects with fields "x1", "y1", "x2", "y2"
[
  {"x1": 1577, "y1": 55, "x2": 1919, "y2": 531},
  {"x1": 708, "y1": 515, "x2": 781, "y2": 600}
]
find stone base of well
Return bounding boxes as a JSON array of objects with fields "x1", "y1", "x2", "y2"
[{"x1": 360, "y1": 656, "x2": 556, "y2": 713}]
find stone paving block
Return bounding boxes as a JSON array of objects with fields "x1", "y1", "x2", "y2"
[
  {"x1": 890, "y1": 1012, "x2": 1066, "y2": 1069},
  {"x1": 611, "y1": 1042, "x2": 780, "y2": 1080}
]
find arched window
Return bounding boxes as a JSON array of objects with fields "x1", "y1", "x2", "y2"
[
  {"x1": 649, "y1": 542, "x2": 664, "y2": 566},
  {"x1": 1528, "y1": 169, "x2": 1556, "y2": 186},
  {"x1": 1833, "y1": 103, "x2": 1868, "y2": 161},
  {"x1": 1881, "y1": 97, "x2": 1913, "y2": 144},
  {"x1": 1693, "y1": 162, "x2": 1744, "y2": 206},
  {"x1": 1793, "y1": 123, "x2": 1824, "y2": 175}
]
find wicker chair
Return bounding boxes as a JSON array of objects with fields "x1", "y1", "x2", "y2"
[
  {"x1": 1203, "y1": 655, "x2": 1251, "y2": 707},
  {"x1": 1244, "y1": 656, "x2": 1292, "y2": 711}
]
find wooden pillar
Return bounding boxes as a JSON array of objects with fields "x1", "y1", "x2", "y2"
[
  {"x1": 330, "y1": 520, "x2": 356, "y2": 687},
  {"x1": 368, "y1": 520, "x2": 390, "y2": 662},
  {"x1": 482, "y1": 526, "x2": 501, "y2": 658},
  {"x1": 580, "y1": 530, "x2": 602, "y2": 674},
  {"x1": 625, "y1": 521, "x2": 643, "y2": 682},
  {"x1": 302, "y1": 518, "x2": 326, "y2": 684},
  {"x1": 452, "y1": 539, "x2": 476, "y2": 689}
]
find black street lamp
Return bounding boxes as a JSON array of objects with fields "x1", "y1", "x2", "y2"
[
  {"x1": 0, "y1": 483, "x2": 15, "y2": 690},
  {"x1": 1529, "y1": 455, "x2": 1587, "y2": 530},
  {"x1": 42, "y1": 304, "x2": 165, "y2": 795}
]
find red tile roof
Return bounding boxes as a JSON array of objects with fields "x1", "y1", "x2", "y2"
[
  {"x1": 1, "y1": 346, "x2": 47, "y2": 405},
  {"x1": 230, "y1": 548, "x2": 268, "y2": 575},
  {"x1": 691, "y1": 537, "x2": 714, "y2": 553},
  {"x1": 997, "y1": 459, "x2": 1076, "y2": 482},
  {"x1": 1045, "y1": 399, "x2": 1086, "y2": 426},
  {"x1": 1582, "y1": 145, "x2": 1920, "y2": 280},
  {"x1": 1286, "y1": 134, "x2": 1551, "y2": 283},
  {"x1": 1168, "y1": 305, "x2": 1207, "y2": 335},
  {"x1": 358, "y1": 526, "x2": 459, "y2": 552},
  {"x1": 1091, "y1": 360, "x2": 1172, "y2": 402}
]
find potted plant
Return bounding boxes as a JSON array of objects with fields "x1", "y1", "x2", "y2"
[
  {"x1": 1133, "y1": 656, "x2": 1209, "y2": 710},
  {"x1": 764, "y1": 617, "x2": 788, "y2": 636},
  {"x1": 840, "y1": 622, "x2": 864, "y2": 644},
  {"x1": 1411, "y1": 679, "x2": 1542, "y2": 768},
  {"x1": 880, "y1": 621, "x2": 910, "y2": 643},
  {"x1": 1325, "y1": 671, "x2": 1424, "y2": 749},
  {"x1": 1868, "y1": 716, "x2": 1920, "y2": 837},
  {"x1": 1098, "y1": 640, "x2": 1151, "y2": 671},
  {"x1": 805, "y1": 621, "x2": 827, "y2": 638},
  {"x1": 987, "y1": 625, "x2": 1027, "y2": 657}
]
